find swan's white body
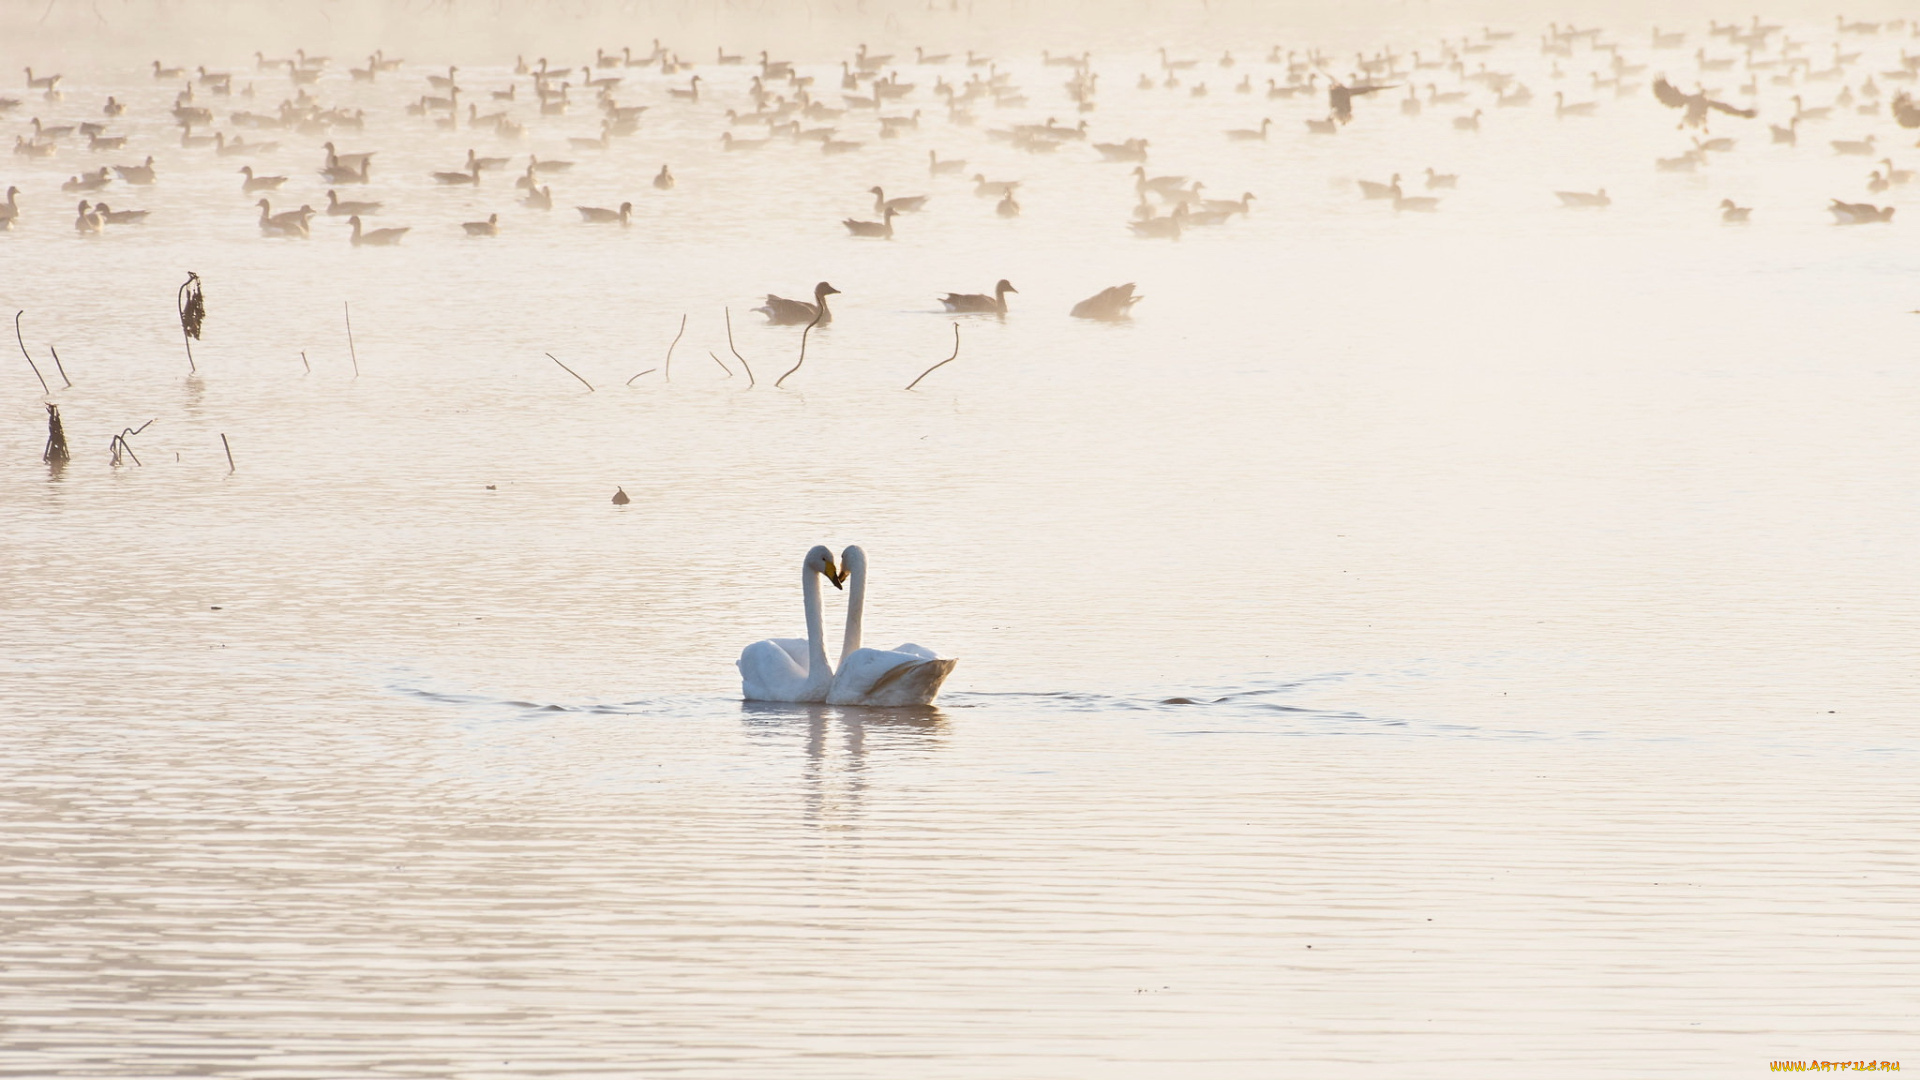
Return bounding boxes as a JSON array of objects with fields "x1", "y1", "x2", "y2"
[
  {"x1": 738, "y1": 546, "x2": 840, "y2": 703},
  {"x1": 826, "y1": 546, "x2": 957, "y2": 707}
]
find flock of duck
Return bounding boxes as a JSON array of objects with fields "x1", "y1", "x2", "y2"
[{"x1": 6, "y1": 16, "x2": 1920, "y2": 320}]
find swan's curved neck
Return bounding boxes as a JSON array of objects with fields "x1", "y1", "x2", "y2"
[
  {"x1": 802, "y1": 562, "x2": 833, "y2": 695},
  {"x1": 841, "y1": 554, "x2": 866, "y2": 664}
]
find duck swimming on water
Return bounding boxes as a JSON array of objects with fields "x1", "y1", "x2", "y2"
[
  {"x1": 939, "y1": 280, "x2": 1016, "y2": 314},
  {"x1": 756, "y1": 282, "x2": 839, "y2": 325}
]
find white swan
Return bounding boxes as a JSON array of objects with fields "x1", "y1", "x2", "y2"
[
  {"x1": 738, "y1": 546, "x2": 843, "y2": 703},
  {"x1": 827, "y1": 545, "x2": 957, "y2": 707}
]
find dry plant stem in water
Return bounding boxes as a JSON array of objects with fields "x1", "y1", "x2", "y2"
[
  {"x1": 708, "y1": 350, "x2": 732, "y2": 376},
  {"x1": 42, "y1": 403, "x2": 68, "y2": 465},
  {"x1": 109, "y1": 419, "x2": 153, "y2": 467},
  {"x1": 344, "y1": 301, "x2": 358, "y2": 378},
  {"x1": 905, "y1": 324, "x2": 962, "y2": 391},
  {"x1": 724, "y1": 307, "x2": 754, "y2": 387},
  {"x1": 176, "y1": 273, "x2": 204, "y2": 374},
  {"x1": 774, "y1": 308, "x2": 823, "y2": 389},
  {"x1": 221, "y1": 433, "x2": 235, "y2": 473},
  {"x1": 15, "y1": 311, "x2": 49, "y2": 395},
  {"x1": 665, "y1": 314, "x2": 686, "y2": 382},
  {"x1": 547, "y1": 352, "x2": 596, "y2": 391},
  {"x1": 49, "y1": 346, "x2": 71, "y2": 389}
]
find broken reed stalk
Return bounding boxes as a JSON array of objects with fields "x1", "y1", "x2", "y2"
[
  {"x1": 49, "y1": 346, "x2": 71, "y2": 388},
  {"x1": 15, "y1": 311, "x2": 49, "y2": 395},
  {"x1": 221, "y1": 433, "x2": 235, "y2": 473},
  {"x1": 664, "y1": 313, "x2": 686, "y2": 382},
  {"x1": 109, "y1": 421, "x2": 152, "y2": 467},
  {"x1": 547, "y1": 352, "x2": 595, "y2": 392},
  {"x1": 42, "y1": 403, "x2": 69, "y2": 465},
  {"x1": 905, "y1": 324, "x2": 962, "y2": 391},
  {"x1": 708, "y1": 350, "x2": 732, "y2": 376},
  {"x1": 343, "y1": 301, "x2": 359, "y2": 377},
  {"x1": 626, "y1": 317, "x2": 682, "y2": 387},
  {"x1": 774, "y1": 307, "x2": 823, "y2": 389},
  {"x1": 724, "y1": 307, "x2": 754, "y2": 388},
  {"x1": 300, "y1": 350, "x2": 311, "y2": 374},
  {"x1": 176, "y1": 272, "x2": 204, "y2": 374}
]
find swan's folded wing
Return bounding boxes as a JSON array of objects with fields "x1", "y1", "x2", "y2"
[
  {"x1": 827, "y1": 646, "x2": 955, "y2": 706},
  {"x1": 739, "y1": 637, "x2": 815, "y2": 702},
  {"x1": 769, "y1": 637, "x2": 811, "y2": 667}
]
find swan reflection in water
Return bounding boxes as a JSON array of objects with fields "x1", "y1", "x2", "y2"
[{"x1": 740, "y1": 701, "x2": 947, "y2": 827}]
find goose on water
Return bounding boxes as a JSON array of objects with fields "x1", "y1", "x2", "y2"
[
  {"x1": 1129, "y1": 203, "x2": 1186, "y2": 238},
  {"x1": 323, "y1": 142, "x2": 373, "y2": 170},
  {"x1": 1425, "y1": 167, "x2": 1459, "y2": 188},
  {"x1": 995, "y1": 192, "x2": 1021, "y2": 217},
  {"x1": 239, "y1": 165, "x2": 287, "y2": 192},
  {"x1": 843, "y1": 205, "x2": 897, "y2": 238},
  {"x1": 256, "y1": 198, "x2": 312, "y2": 237},
  {"x1": 320, "y1": 159, "x2": 371, "y2": 184},
  {"x1": 653, "y1": 164, "x2": 674, "y2": 189},
  {"x1": 466, "y1": 148, "x2": 509, "y2": 171},
  {"x1": 349, "y1": 215, "x2": 409, "y2": 245},
  {"x1": 462, "y1": 213, "x2": 500, "y2": 236},
  {"x1": 1831, "y1": 134, "x2": 1876, "y2": 155},
  {"x1": 0, "y1": 186, "x2": 19, "y2": 228},
  {"x1": 1199, "y1": 191, "x2": 1256, "y2": 215},
  {"x1": 1357, "y1": 173, "x2": 1402, "y2": 200},
  {"x1": 1225, "y1": 117, "x2": 1272, "y2": 140},
  {"x1": 1069, "y1": 283, "x2": 1142, "y2": 321},
  {"x1": 939, "y1": 279, "x2": 1016, "y2": 314},
  {"x1": 432, "y1": 163, "x2": 481, "y2": 185},
  {"x1": 1719, "y1": 198, "x2": 1752, "y2": 222},
  {"x1": 577, "y1": 201, "x2": 633, "y2": 224},
  {"x1": 1555, "y1": 188, "x2": 1611, "y2": 208},
  {"x1": 1829, "y1": 198, "x2": 1894, "y2": 223},
  {"x1": 93, "y1": 202, "x2": 148, "y2": 224},
  {"x1": 870, "y1": 186, "x2": 928, "y2": 213},
  {"x1": 62, "y1": 169, "x2": 110, "y2": 192},
  {"x1": 74, "y1": 200, "x2": 103, "y2": 233},
  {"x1": 520, "y1": 185, "x2": 553, "y2": 210},
  {"x1": 973, "y1": 174, "x2": 1020, "y2": 198},
  {"x1": 326, "y1": 189, "x2": 381, "y2": 216},
  {"x1": 114, "y1": 157, "x2": 157, "y2": 184},
  {"x1": 756, "y1": 282, "x2": 839, "y2": 325}
]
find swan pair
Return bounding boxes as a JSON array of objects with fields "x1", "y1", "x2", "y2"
[{"x1": 738, "y1": 545, "x2": 956, "y2": 707}]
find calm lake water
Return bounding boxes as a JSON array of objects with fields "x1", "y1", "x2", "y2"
[{"x1": 3, "y1": 15, "x2": 1918, "y2": 1077}]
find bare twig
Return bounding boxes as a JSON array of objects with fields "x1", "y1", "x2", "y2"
[
  {"x1": 221, "y1": 433, "x2": 235, "y2": 473},
  {"x1": 547, "y1": 352, "x2": 595, "y2": 391},
  {"x1": 709, "y1": 350, "x2": 732, "y2": 376},
  {"x1": 905, "y1": 324, "x2": 963, "y2": 391},
  {"x1": 724, "y1": 307, "x2": 754, "y2": 388},
  {"x1": 49, "y1": 346, "x2": 71, "y2": 388},
  {"x1": 343, "y1": 301, "x2": 358, "y2": 377},
  {"x1": 664, "y1": 313, "x2": 686, "y2": 382},
  {"x1": 774, "y1": 306, "x2": 824, "y2": 389},
  {"x1": 15, "y1": 311, "x2": 49, "y2": 395}
]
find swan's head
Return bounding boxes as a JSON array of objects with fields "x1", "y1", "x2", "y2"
[
  {"x1": 838, "y1": 545, "x2": 866, "y2": 585},
  {"x1": 805, "y1": 545, "x2": 844, "y2": 589}
]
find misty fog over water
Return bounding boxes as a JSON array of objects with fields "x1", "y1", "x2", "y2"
[{"x1": 2, "y1": 1, "x2": 1917, "y2": 1075}]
